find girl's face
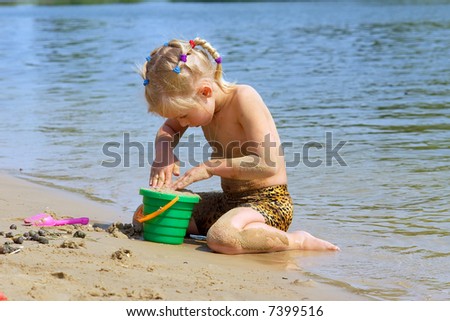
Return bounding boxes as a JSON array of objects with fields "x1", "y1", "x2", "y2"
[
  {"x1": 175, "y1": 103, "x2": 214, "y2": 128},
  {"x1": 166, "y1": 82, "x2": 217, "y2": 127}
]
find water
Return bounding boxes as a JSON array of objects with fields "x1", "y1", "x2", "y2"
[{"x1": 1, "y1": 1, "x2": 449, "y2": 300}]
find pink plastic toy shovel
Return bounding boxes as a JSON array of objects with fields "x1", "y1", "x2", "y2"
[{"x1": 24, "y1": 213, "x2": 89, "y2": 227}]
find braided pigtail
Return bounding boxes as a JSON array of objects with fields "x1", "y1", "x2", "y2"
[{"x1": 190, "y1": 37, "x2": 223, "y2": 81}]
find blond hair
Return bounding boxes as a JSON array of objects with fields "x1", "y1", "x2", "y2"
[{"x1": 140, "y1": 37, "x2": 234, "y2": 116}]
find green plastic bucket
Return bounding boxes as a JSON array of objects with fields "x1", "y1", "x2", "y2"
[{"x1": 139, "y1": 188, "x2": 200, "y2": 245}]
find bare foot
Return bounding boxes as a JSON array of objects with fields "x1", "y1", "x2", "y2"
[{"x1": 291, "y1": 231, "x2": 340, "y2": 251}]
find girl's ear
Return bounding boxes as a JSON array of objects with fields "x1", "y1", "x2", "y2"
[{"x1": 198, "y1": 83, "x2": 213, "y2": 98}]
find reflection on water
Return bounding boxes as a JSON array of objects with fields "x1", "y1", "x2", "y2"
[
  {"x1": 0, "y1": 1, "x2": 449, "y2": 300},
  {"x1": 1, "y1": 0, "x2": 144, "y2": 6}
]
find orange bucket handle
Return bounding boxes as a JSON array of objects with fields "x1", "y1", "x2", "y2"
[{"x1": 137, "y1": 196, "x2": 180, "y2": 223}]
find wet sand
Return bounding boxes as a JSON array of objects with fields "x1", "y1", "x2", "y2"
[{"x1": 0, "y1": 172, "x2": 368, "y2": 301}]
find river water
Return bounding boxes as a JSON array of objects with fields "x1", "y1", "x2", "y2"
[{"x1": 0, "y1": 1, "x2": 449, "y2": 300}]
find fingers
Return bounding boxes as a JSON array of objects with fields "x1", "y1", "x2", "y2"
[
  {"x1": 150, "y1": 172, "x2": 165, "y2": 188},
  {"x1": 171, "y1": 177, "x2": 187, "y2": 191},
  {"x1": 150, "y1": 163, "x2": 210, "y2": 190},
  {"x1": 173, "y1": 162, "x2": 180, "y2": 176},
  {"x1": 149, "y1": 173, "x2": 159, "y2": 187},
  {"x1": 149, "y1": 168, "x2": 164, "y2": 188},
  {"x1": 163, "y1": 172, "x2": 172, "y2": 187},
  {"x1": 171, "y1": 173, "x2": 194, "y2": 190},
  {"x1": 171, "y1": 164, "x2": 212, "y2": 190},
  {"x1": 149, "y1": 153, "x2": 181, "y2": 188},
  {"x1": 149, "y1": 168, "x2": 176, "y2": 188}
]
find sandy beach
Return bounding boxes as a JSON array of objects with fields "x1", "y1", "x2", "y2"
[{"x1": 0, "y1": 172, "x2": 368, "y2": 301}]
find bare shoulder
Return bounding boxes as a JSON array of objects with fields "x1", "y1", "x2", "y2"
[
  {"x1": 234, "y1": 84, "x2": 263, "y2": 102},
  {"x1": 233, "y1": 84, "x2": 267, "y2": 113}
]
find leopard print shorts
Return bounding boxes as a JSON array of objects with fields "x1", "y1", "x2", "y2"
[{"x1": 192, "y1": 185, "x2": 293, "y2": 235}]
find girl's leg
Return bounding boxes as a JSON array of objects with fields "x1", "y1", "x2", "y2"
[{"x1": 206, "y1": 207, "x2": 339, "y2": 255}]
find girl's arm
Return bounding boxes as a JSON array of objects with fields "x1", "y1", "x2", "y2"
[{"x1": 151, "y1": 118, "x2": 188, "y2": 187}]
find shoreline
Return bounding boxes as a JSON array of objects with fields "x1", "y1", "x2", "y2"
[{"x1": 0, "y1": 171, "x2": 369, "y2": 301}]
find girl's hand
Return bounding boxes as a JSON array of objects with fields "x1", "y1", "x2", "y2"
[
  {"x1": 170, "y1": 163, "x2": 212, "y2": 190},
  {"x1": 149, "y1": 155, "x2": 180, "y2": 188}
]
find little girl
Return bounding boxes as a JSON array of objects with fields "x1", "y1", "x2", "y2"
[{"x1": 139, "y1": 37, "x2": 339, "y2": 254}]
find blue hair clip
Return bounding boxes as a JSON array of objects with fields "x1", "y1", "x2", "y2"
[
  {"x1": 146, "y1": 56, "x2": 151, "y2": 62},
  {"x1": 143, "y1": 79, "x2": 149, "y2": 86},
  {"x1": 172, "y1": 66, "x2": 181, "y2": 74}
]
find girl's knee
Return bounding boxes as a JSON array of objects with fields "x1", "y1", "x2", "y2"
[
  {"x1": 206, "y1": 223, "x2": 242, "y2": 255},
  {"x1": 205, "y1": 207, "x2": 267, "y2": 254}
]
